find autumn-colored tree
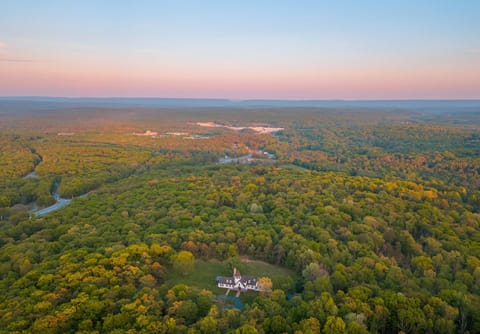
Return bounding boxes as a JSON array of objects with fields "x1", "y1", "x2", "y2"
[
  {"x1": 258, "y1": 277, "x2": 273, "y2": 293},
  {"x1": 173, "y1": 251, "x2": 195, "y2": 276}
]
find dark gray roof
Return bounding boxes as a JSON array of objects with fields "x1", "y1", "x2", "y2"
[
  {"x1": 219, "y1": 275, "x2": 257, "y2": 286},
  {"x1": 240, "y1": 276, "x2": 257, "y2": 284},
  {"x1": 219, "y1": 277, "x2": 235, "y2": 285}
]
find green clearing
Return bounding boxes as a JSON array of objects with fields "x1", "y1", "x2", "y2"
[
  {"x1": 166, "y1": 260, "x2": 228, "y2": 294},
  {"x1": 165, "y1": 258, "x2": 296, "y2": 296}
]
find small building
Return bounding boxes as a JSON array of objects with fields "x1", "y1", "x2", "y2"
[{"x1": 217, "y1": 267, "x2": 261, "y2": 296}]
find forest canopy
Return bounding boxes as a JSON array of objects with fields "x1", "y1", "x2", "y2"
[{"x1": 0, "y1": 106, "x2": 479, "y2": 333}]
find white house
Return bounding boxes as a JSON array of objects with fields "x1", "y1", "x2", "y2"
[{"x1": 217, "y1": 267, "x2": 261, "y2": 296}]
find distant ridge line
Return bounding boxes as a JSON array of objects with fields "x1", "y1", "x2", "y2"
[{"x1": 0, "y1": 96, "x2": 480, "y2": 111}]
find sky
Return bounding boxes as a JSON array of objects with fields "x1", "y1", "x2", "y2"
[{"x1": 1, "y1": 0, "x2": 479, "y2": 99}]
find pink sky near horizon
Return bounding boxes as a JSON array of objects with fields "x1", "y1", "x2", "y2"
[
  {"x1": 1, "y1": 40, "x2": 479, "y2": 100},
  {"x1": 2, "y1": 58, "x2": 479, "y2": 99}
]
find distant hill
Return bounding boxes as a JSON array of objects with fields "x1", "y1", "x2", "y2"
[{"x1": 0, "y1": 96, "x2": 479, "y2": 114}]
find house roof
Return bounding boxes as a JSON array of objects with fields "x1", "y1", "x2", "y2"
[
  {"x1": 218, "y1": 275, "x2": 257, "y2": 286},
  {"x1": 240, "y1": 275, "x2": 257, "y2": 285},
  {"x1": 218, "y1": 267, "x2": 259, "y2": 290},
  {"x1": 219, "y1": 277, "x2": 235, "y2": 285}
]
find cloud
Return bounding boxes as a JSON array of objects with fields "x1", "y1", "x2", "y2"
[
  {"x1": 471, "y1": 48, "x2": 480, "y2": 54},
  {"x1": 0, "y1": 41, "x2": 7, "y2": 49}
]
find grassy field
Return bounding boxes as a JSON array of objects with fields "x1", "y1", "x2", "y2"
[
  {"x1": 165, "y1": 257, "x2": 296, "y2": 296},
  {"x1": 238, "y1": 257, "x2": 295, "y2": 278},
  {"x1": 165, "y1": 260, "x2": 229, "y2": 294}
]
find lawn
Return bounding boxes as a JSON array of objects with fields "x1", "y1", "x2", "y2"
[
  {"x1": 165, "y1": 257, "x2": 296, "y2": 296},
  {"x1": 165, "y1": 260, "x2": 229, "y2": 294}
]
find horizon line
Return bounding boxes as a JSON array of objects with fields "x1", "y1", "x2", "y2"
[{"x1": 1, "y1": 96, "x2": 480, "y2": 102}]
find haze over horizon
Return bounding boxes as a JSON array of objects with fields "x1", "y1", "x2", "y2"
[{"x1": 1, "y1": 1, "x2": 479, "y2": 99}]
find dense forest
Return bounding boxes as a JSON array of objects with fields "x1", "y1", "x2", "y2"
[{"x1": 0, "y1": 106, "x2": 479, "y2": 333}]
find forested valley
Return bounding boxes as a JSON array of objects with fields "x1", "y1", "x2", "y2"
[{"x1": 0, "y1": 105, "x2": 479, "y2": 333}]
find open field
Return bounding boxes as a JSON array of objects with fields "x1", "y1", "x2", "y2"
[{"x1": 165, "y1": 258, "x2": 296, "y2": 294}]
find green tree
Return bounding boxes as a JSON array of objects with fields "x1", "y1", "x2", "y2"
[
  {"x1": 173, "y1": 251, "x2": 195, "y2": 276},
  {"x1": 299, "y1": 317, "x2": 321, "y2": 334},
  {"x1": 198, "y1": 316, "x2": 218, "y2": 334},
  {"x1": 323, "y1": 316, "x2": 346, "y2": 334},
  {"x1": 235, "y1": 324, "x2": 259, "y2": 334}
]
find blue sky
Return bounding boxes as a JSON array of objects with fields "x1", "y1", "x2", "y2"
[{"x1": 1, "y1": 0, "x2": 479, "y2": 98}]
